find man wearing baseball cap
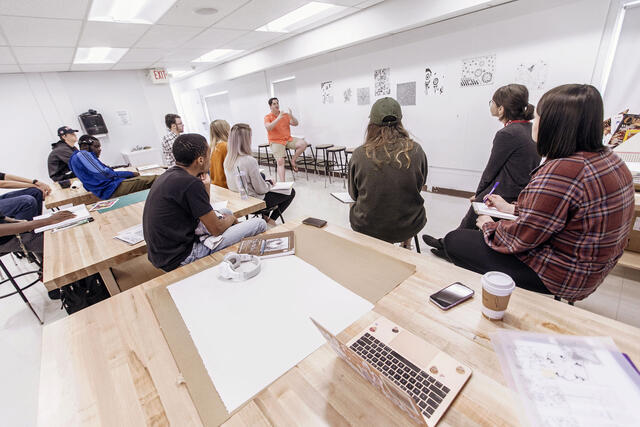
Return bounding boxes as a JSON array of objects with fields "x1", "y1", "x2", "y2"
[{"x1": 48, "y1": 126, "x2": 79, "y2": 182}]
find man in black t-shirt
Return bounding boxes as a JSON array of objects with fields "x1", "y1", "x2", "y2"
[{"x1": 143, "y1": 133, "x2": 266, "y2": 272}]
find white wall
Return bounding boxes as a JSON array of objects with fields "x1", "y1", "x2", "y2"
[
  {"x1": 0, "y1": 70, "x2": 176, "y2": 183},
  {"x1": 172, "y1": 0, "x2": 611, "y2": 192}
]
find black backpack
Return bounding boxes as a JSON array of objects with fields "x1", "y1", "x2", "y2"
[{"x1": 57, "y1": 273, "x2": 110, "y2": 314}]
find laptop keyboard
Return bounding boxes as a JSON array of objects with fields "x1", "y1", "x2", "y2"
[{"x1": 350, "y1": 333, "x2": 450, "y2": 419}]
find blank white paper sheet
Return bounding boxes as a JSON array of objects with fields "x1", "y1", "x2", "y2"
[{"x1": 167, "y1": 255, "x2": 374, "y2": 412}]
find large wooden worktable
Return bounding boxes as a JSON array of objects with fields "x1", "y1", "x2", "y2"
[{"x1": 38, "y1": 220, "x2": 640, "y2": 426}]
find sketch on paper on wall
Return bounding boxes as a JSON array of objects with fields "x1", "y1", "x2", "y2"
[
  {"x1": 460, "y1": 54, "x2": 496, "y2": 87},
  {"x1": 424, "y1": 68, "x2": 445, "y2": 95},
  {"x1": 397, "y1": 82, "x2": 416, "y2": 106},
  {"x1": 515, "y1": 60, "x2": 548, "y2": 90},
  {"x1": 343, "y1": 88, "x2": 352, "y2": 103},
  {"x1": 321, "y1": 81, "x2": 334, "y2": 104},
  {"x1": 374, "y1": 68, "x2": 390, "y2": 96},
  {"x1": 357, "y1": 87, "x2": 370, "y2": 105}
]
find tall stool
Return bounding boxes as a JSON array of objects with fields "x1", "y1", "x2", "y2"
[
  {"x1": 345, "y1": 147, "x2": 355, "y2": 165},
  {"x1": 314, "y1": 144, "x2": 334, "y2": 187},
  {"x1": 0, "y1": 253, "x2": 43, "y2": 324},
  {"x1": 288, "y1": 144, "x2": 314, "y2": 181},
  {"x1": 257, "y1": 143, "x2": 274, "y2": 174},
  {"x1": 327, "y1": 146, "x2": 347, "y2": 187}
]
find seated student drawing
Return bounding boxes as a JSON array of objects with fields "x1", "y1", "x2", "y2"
[
  {"x1": 423, "y1": 84, "x2": 541, "y2": 258},
  {"x1": 224, "y1": 123, "x2": 296, "y2": 226},
  {"x1": 348, "y1": 97, "x2": 428, "y2": 248},
  {"x1": 143, "y1": 133, "x2": 266, "y2": 271},
  {"x1": 69, "y1": 135, "x2": 158, "y2": 200},
  {"x1": 441, "y1": 84, "x2": 634, "y2": 303}
]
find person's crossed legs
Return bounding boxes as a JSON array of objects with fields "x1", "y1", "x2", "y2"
[
  {"x1": 270, "y1": 138, "x2": 308, "y2": 182},
  {"x1": 0, "y1": 187, "x2": 43, "y2": 220}
]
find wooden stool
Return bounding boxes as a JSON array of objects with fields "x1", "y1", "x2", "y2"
[
  {"x1": 314, "y1": 144, "x2": 334, "y2": 187},
  {"x1": 327, "y1": 146, "x2": 347, "y2": 187}
]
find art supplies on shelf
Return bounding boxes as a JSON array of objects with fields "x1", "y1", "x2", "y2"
[
  {"x1": 472, "y1": 202, "x2": 517, "y2": 220},
  {"x1": 270, "y1": 181, "x2": 294, "y2": 195},
  {"x1": 238, "y1": 231, "x2": 295, "y2": 258},
  {"x1": 331, "y1": 192, "x2": 355, "y2": 203},
  {"x1": 34, "y1": 204, "x2": 92, "y2": 233},
  {"x1": 114, "y1": 224, "x2": 144, "y2": 245}
]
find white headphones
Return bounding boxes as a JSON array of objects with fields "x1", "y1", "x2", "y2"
[{"x1": 217, "y1": 252, "x2": 261, "y2": 281}]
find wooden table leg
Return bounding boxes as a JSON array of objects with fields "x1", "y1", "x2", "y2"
[{"x1": 99, "y1": 268, "x2": 121, "y2": 296}]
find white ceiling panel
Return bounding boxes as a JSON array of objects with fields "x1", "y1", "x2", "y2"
[
  {"x1": 20, "y1": 63, "x2": 70, "y2": 72},
  {"x1": 0, "y1": 0, "x2": 89, "y2": 20},
  {"x1": 13, "y1": 46, "x2": 74, "y2": 64},
  {"x1": 70, "y1": 63, "x2": 112, "y2": 71},
  {"x1": 221, "y1": 30, "x2": 285, "y2": 50},
  {"x1": 79, "y1": 22, "x2": 151, "y2": 48},
  {"x1": 0, "y1": 46, "x2": 15, "y2": 63},
  {"x1": 134, "y1": 25, "x2": 202, "y2": 48},
  {"x1": 0, "y1": 64, "x2": 20, "y2": 73},
  {"x1": 0, "y1": 16, "x2": 81, "y2": 47},
  {"x1": 212, "y1": 0, "x2": 308, "y2": 31},
  {"x1": 111, "y1": 62, "x2": 154, "y2": 70},
  {"x1": 0, "y1": 30, "x2": 6, "y2": 45},
  {"x1": 327, "y1": 0, "x2": 382, "y2": 7},
  {"x1": 119, "y1": 48, "x2": 164, "y2": 63},
  {"x1": 186, "y1": 28, "x2": 247, "y2": 49},
  {"x1": 162, "y1": 47, "x2": 211, "y2": 61},
  {"x1": 157, "y1": 0, "x2": 249, "y2": 27}
]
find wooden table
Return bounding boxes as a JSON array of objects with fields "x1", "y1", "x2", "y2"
[
  {"x1": 42, "y1": 186, "x2": 265, "y2": 294},
  {"x1": 38, "y1": 220, "x2": 640, "y2": 426}
]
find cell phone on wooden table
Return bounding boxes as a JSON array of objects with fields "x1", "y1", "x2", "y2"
[
  {"x1": 429, "y1": 282, "x2": 474, "y2": 310},
  {"x1": 302, "y1": 217, "x2": 327, "y2": 228}
]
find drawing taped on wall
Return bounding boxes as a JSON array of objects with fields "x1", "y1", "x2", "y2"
[
  {"x1": 357, "y1": 87, "x2": 370, "y2": 105},
  {"x1": 397, "y1": 82, "x2": 416, "y2": 106},
  {"x1": 343, "y1": 88, "x2": 353, "y2": 103},
  {"x1": 321, "y1": 81, "x2": 334, "y2": 104},
  {"x1": 460, "y1": 54, "x2": 496, "y2": 87},
  {"x1": 515, "y1": 60, "x2": 549, "y2": 90},
  {"x1": 374, "y1": 68, "x2": 390, "y2": 96},
  {"x1": 425, "y1": 68, "x2": 445, "y2": 95}
]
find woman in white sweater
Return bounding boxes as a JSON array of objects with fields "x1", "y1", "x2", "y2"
[{"x1": 224, "y1": 123, "x2": 296, "y2": 225}]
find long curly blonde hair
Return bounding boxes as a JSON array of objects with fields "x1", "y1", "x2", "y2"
[{"x1": 363, "y1": 122, "x2": 416, "y2": 168}]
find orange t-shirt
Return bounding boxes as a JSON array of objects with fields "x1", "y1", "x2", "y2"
[
  {"x1": 264, "y1": 112, "x2": 292, "y2": 145},
  {"x1": 210, "y1": 141, "x2": 228, "y2": 188}
]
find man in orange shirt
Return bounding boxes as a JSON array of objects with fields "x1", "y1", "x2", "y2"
[{"x1": 264, "y1": 97, "x2": 308, "y2": 182}]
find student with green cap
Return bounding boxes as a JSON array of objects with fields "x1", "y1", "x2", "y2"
[{"x1": 348, "y1": 97, "x2": 428, "y2": 249}]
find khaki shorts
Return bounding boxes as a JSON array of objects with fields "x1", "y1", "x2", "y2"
[{"x1": 269, "y1": 140, "x2": 297, "y2": 159}]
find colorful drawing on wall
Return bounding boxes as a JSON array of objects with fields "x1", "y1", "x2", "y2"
[
  {"x1": 357, "y1": 87, "x2": 370, "y2": 105},
  {"x1": 321, "y1": 81, "x2": 334, "y2": 104},
  {"x1": 343, "y1": 88, "x2": 353, "y2": 103},
  {"x1": 374, "y1": 67, "x2": 390, "y2": 96},
  {"x1": 396, "y1": 82, "x2": 416, "y2": 106},
  {"x1": 515, "y1": 59, "x2": 548, "y2": 90},
  {"x1": 424, "y1": 68, "x2": 445, "y2": 95},
  {"x1": 460, "y1": 54, "x2": 496, "y2": 87}
]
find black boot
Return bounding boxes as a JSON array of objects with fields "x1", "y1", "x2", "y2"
[{"x1": 422, "y1": 234, "x2": 444, "y2": 250}]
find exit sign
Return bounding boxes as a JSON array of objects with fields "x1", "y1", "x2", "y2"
[{"x1": 148, "y1": 68, "x2": 169, "y2": 84}]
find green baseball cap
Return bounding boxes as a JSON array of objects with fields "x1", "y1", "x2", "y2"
[{"x1": 369, "y1": 97, "x2": 403, "y2": 126}]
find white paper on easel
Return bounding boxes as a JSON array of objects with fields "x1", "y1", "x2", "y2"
[{"x1": 167, "y1": 255, "x2": 374, "y2": 412}]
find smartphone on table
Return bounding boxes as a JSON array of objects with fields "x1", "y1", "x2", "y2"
[
  {"x1": 302, "y1": 217, "x2": 327, "y2": 228},
  {"x1": 429, "y1": 282, "x2": 474, "y2": 310}
]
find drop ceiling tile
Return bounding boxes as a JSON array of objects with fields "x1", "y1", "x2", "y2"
[
  {"x1": 0, "y1": 0, "x2": 89, "y2": 20},
  {"x1": 13, "y1": 46, "x2": 74, "y2": 64},
  {"x1": 0, "y1": 46, "x2": 16, "y2": 64},
  {"x1": 162, "y1": 48, "x2": 210, "y2": 61},
  {"x1": 111, "y1": 62, "x2": 154, "y2": 70},
  {"x1": 70, "y1": 63, "x2": 113, "y2": 71},
  {"x1": 79, "y1": 22, "x2": 151, "y2": 48},
  {"x1": 20, "y1": 63, "x2": 70, "y2": 72},
  {"x1": 212, "y1": 0, "x2": 308, "y2": 30},
  {"x1": 0, "y1": 16, "x2": 81, "y2": 47},
  {"x1": 119, "y1": 48, "x2": 164, "y2": 63},
  {"x1": 0, "y1": 31, "x2": 6, "y2": 45},
  {"x1": 221, "y1": 30, "x2": 283, "y2": 50},
  {"x1": 134, "y1": 25, "x2": 202, "y2": 49},
  {"x1": 185, "y1": 28, "x2": 247, "y2": 49},
  {"x1": 157, "y1": 0, "x2": 248, "y2": 27},
  {"x1": 326, "y1": 0, "x2": 383, "y2": 7},
  {"x1": 0, "y1": 64, "x2": 20, "y2": 73}
]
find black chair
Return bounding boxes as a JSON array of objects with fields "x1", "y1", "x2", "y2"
[
  {"x1": 0, "y1": 252, "x2": 44, "y2": 324},
  {"x1": 257, "y1": 143, "x2": 275, "y2": 175}
]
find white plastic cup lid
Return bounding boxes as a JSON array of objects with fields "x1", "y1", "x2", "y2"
[{"x1": 482, "y1": 271, "x2": 515, "y2": 292}]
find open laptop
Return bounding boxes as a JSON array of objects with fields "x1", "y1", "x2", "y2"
[{"x1": 311, "y1": 316, "x2": 471, "y2": 426}]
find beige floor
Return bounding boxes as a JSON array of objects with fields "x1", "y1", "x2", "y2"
[{"x1": 1, "y1": 171, "x2": 639, "y2": 426}]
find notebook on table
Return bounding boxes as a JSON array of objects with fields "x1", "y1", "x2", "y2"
[
  {"x1": 312, "y1": 315, "x2": 471, "y2": 426},
  {"x1": 270, "y1": 182, "x2": 294, "y2": 195},
  {"x1": 237, "y1": 231, "x2": 295, "y2": 258}
]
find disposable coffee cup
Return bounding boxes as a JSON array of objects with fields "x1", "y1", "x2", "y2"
[{"x1": 481, "y1": 271, "x2": 515, "y2": 320}]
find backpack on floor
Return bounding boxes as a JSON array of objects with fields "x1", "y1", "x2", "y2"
[{"x1": 59, "y1": 273, "x2": 110, "y2": 315}]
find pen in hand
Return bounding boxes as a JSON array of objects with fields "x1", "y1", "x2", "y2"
[{"x1": 483, "y1": 182, "x2": 500, "y2": 203}]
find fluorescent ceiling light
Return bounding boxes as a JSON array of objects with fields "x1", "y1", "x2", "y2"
[
  {"x1": 74, "y1": 47, "x2": 129, "y2": 64},
  {"x1": 256, "y1": 2, "x2": 346, "y2": 33},
  {"x1": 192, "y1": 49, "x2": 243, "y2": 63},
  {"x1": 89, "y1": 0, "x2": 177, "y2": 24}
]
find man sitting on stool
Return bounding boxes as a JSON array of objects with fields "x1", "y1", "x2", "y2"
[{"x1": 264, "y1": 97, "x2": 308, "y2": 182}]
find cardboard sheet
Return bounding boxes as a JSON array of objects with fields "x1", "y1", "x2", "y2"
[{"x1": 145, "y1": 224, "x2": 415, "y2": 426}]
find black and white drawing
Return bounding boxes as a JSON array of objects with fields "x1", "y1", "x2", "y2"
[
  {"x1": 424, "y1": 68, "x2": 445, "y2": 95},
  {"x1": 374, "y1": 68, "x2": 390, "y2": 96},
  {"x1": 343, "y1": 88, "x2": 352, "y2": 103},
  {"x1": 320, "y1": 81, "x2": 334, "y2": 104},
  {"x1": 460, "y1": 54, "x2": 496, "y2": 87},
  {"x1": 396, "y1": 82, "x2": 416, "y2": 106},
  {"x1": 357, "y1": 87, "x2": 370, "y2": 105},
  {"x1": 515, "y1": 60, "x2": 548, "y2": 90}
]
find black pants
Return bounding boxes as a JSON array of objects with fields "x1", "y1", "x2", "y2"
[
  {"x1": 263, "y1": 189, "x2": 296, "y2": 220},
  {"x1": 443, "y1": 229, "x2": 551, "y2": 295}
]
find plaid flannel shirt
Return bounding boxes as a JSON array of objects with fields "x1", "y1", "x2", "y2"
[
  {"x1": 481, "y1": 149, "x2": 634, "y2": 302},
  {"x1": 161, "y1": 131, "x2": 178, "y2": 167}
]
